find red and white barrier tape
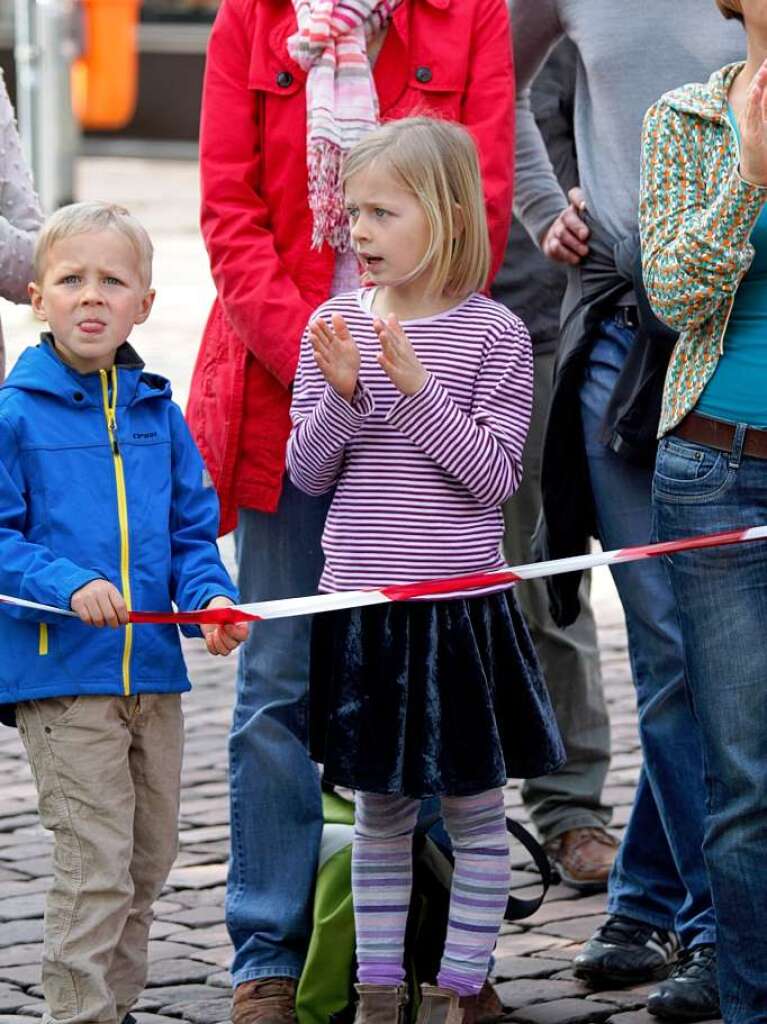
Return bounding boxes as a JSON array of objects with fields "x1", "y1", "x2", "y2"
[{"x1": 2, "y1": 525, "x2": 767, "y2": 626}]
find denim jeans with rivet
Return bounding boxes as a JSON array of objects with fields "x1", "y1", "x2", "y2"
[
  {"x1": 653, "y1": 420, "x2": 767, "y2": 1022},
  {"x1": 580, "y1": 316, "x2": 715, "y2": 947},
  {"x1": 227, "y1": 479, "x2": 331, "y2": 985}
]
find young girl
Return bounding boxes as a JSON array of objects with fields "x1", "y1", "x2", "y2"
[{"x1": 287, "y1": 117, "x2": 564, "y2": 1024}]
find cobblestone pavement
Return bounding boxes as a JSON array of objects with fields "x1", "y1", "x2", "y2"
[{"x1": 0, "y1": 159, "x2": 718, "y2": 1024}]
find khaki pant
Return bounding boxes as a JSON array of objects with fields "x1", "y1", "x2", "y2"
[{"x1": 17, "y1": 692, "x2": 184, "y2": 1024}]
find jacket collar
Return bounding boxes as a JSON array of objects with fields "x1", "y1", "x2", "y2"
[
  {"x1": 41, "y1": 332, "x2": 145, "y2": 371},
  {"x1": 2, "y1": 334, "x2": 169, "y2": 408},
  {"x1": 663, "y1": 62, "x2": 744, "y2": 122}
]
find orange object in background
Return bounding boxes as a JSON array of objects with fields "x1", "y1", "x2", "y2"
[{"x1": 71, "y1": 0, "x2": 140, "y2": 130}]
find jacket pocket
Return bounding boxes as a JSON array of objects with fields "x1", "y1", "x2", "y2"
[{"x1": 390, "y1": 70, "x2": 464, "y2": 122}]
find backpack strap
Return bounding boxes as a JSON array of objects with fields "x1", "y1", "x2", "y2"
[
  {"x1": 417, "y1": 813, "x2": 554, "y2": 921},
  {"x1": 320, "y1": 782, "x2": 554, "y2": 921},
  {"x1": 505, "y1": 817, "x2": 554, "y2": 921}
]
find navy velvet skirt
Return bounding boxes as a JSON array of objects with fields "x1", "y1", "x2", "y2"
[{"x1": 309, "y1": 590, "x2": 565, "y2": 798}]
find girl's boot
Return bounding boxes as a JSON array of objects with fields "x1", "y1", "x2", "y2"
[
  {"x1": 353, "y1": 983, "x2": 409, "y2": 1024},
  {"x1": 415, "y1": 985, "x2": 479, "y2": 1024}
]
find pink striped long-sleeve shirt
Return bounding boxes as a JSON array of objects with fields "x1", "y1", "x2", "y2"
[{"x1": 287, "y1": 290, "x2": 533, "y2": 592}]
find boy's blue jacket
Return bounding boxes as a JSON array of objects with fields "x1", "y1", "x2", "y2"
[{"x1": 0, "y1": 336, "x2": 238, "y2": 706}]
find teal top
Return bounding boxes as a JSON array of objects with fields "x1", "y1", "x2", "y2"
[{"x1": 697, "y1": 107, "x2": 767, "y2": 426}]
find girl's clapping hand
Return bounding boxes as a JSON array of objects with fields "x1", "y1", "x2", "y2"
[
  {"x1": 309, "y1": 314, "x2": 361, "y2": 402},
  {"x1": 374, "y1": 314, "x2": 428, "y2": 396}
]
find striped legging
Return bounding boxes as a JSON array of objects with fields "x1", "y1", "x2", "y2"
[{"x1": 352, "y1": 788, "x2": 509, "y2": 996}]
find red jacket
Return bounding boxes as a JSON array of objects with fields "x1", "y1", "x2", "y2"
[{"x1": 189, "y1": 0, "x2": 515, "y2": 533}]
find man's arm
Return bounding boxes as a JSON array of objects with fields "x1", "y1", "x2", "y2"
[
  {"x1": 0, "y1": 82, "x2": 43, "y2": 310},
  {"x1": 511, "y1": 0, "x2": 566, "y2": 238},
  {"x1": 511, "y1": 0, "x2": 589, "y2": 263}
]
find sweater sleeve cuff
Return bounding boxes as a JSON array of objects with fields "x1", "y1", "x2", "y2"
[
  {"x1": 386, "y1": 374, "x2": 447, "y2": 438},
  {"x1": 728, "y1": 166, "x2": 767, "y2": 241},
  {"x1": 320, "y1": 381, "x2": 375, "y2": 435},
  {"x1": 516, "y1": 192, "x2": 569, "y2": 251}
]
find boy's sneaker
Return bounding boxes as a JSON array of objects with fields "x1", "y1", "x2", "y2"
[
  {"x1": 647, "y1": 945, "x2": 720, "y2": 1021},
  {"x1": 574, "y1": 914, "x2": 679, "y2": 985},
  {"x1": 121, "y1": 1016, "x2": 137, "y2": 1024}
]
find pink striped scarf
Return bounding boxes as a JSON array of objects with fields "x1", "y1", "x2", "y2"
[{"x1": 288, "y1": 0, "x2": 402, "y2": 252}]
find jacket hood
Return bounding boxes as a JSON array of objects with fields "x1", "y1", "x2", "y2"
[
  {"x1": 1, "y1": 334, "x2": 172, "y2": 408},
  {"x1": 661, "y1": 62, "x2": 744, "y2": 122}
]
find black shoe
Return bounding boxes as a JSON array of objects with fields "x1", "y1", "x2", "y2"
[
  {"x1": 573, "y1": 914, "x2": 680, "y2": 985},
  {"x1": 647, "y1": 944, "x2": 720, "y2": 1021},
  {"x1": 121, "y1": 1015, "x2": 137, "y2": 1024}
]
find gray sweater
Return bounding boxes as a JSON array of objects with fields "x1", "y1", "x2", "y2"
[
  {"x1": 511, "y1": 0, "x2": 744, "y2": 249},
  {"x1": 492, "y1": 40, "x2": 576, "y2": 353}
]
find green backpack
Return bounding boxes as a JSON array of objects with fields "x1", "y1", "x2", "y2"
[{"x1": 295, "y1": 789, "x2": 552, "y2": 1024}]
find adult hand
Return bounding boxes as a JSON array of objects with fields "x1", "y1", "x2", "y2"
[
  {"x1": 309, "y1": 313, "x2": 361, "y2": 402},
  {"x1": 374, "y1": 314, "x2": 428, "y2": 396},
  {"x1": 739, "y1": 59, "x2": 767, "y2": 187},
  {"x1": 541, "y1": 187, "x2": 590, "y2": 265},
  {"x1": 70, "y1": 579, "x2": 129, "y2": 628},
  {"x1": 201, "y1": 596, "x2": 249, "y2": 656}
]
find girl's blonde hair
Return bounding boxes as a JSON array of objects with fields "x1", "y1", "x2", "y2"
[
  {"x1": 341, "y1": 117, "x2": 491, "y2": 298},
  {"x1": 34, "y1": 201, "x2": 154, "y2": 286},
  {"x1": 715, "y1": 0, "x2": 743, "y2": 21}
]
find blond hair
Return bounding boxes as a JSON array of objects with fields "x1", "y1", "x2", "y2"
[
  {"x1": 341, "y1": 117, "x2": 491, "y2": 298},
  {"x1": 715, "y1": 0, "x2": 743, "y2": 21},
  {"x1": 34, "y1": 201, "x2": 154, "y2": 286}
]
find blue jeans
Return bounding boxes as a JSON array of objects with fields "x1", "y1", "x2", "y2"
[
  {"x1": 653, "y1": 425, "x2": 767, "y2": 1022},
  {"x1": 579, "y1": 317, "x2": 714, "y2": 946},
  {"x1": 227, "y1": 479, "x2": 331, "y2": 985}
]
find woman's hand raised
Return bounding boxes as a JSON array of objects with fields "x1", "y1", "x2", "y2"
[
  {"x1": 738, "y1": 59, "x2": 767, "y2": 187},
  {"x1": 309, "y1": 314, "x2": 361, "y2": 402}
]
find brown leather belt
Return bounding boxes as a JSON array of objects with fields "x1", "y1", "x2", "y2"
[{"x1": 671, "y1": 411, "x2": 767, "y2": 460}]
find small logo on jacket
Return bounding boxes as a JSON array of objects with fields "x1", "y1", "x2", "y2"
[{"x1": 132, "y1": 431, "x2": 158, "y2": 440}]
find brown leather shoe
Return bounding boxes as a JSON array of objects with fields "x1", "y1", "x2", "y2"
[
  {"x1": 474, "y1": 979, "x2": 503, "y2": 1024},
  {"x1": 232, "y1": 977, "x2": 297, "y2": 1024},
  {"x1": 545, "y1": 827, "x2": 618, "y2": 893}
]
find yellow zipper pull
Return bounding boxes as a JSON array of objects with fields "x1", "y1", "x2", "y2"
[
  {"x1": 100, "y1": 368, "x2": 120, "y2": 454},
  {"x1": 109, "y1": 367, "x2": 119, "y2": 454}
]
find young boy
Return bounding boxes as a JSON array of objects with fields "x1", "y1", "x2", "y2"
[{"x1": 0, "y1": 201, "x2": 247, "y2": 1024}]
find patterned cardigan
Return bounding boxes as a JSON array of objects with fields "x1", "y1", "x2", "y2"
[{"x1": 640, "y1": 62, "x2": 767, "y2": 435}]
